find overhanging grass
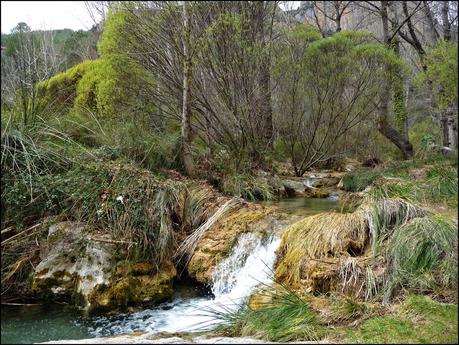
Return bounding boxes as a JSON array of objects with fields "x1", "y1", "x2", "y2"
[
  {"x1": 342, "y1": 170, "x2": 382, "y2": 192},
  {"x1": 275, "y1": 198, "x2": 426, "y2": 297},
  {"x1": 345, "y1": 163, "x2": 458, "y2": 208}
]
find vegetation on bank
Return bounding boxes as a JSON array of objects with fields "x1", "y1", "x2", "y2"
[
  {"x1": 210, "y1": 160, "x2": 458, "y2": 343},
  {"x1": 213, "y1": 286, "x2": 457, "y2": 343}
]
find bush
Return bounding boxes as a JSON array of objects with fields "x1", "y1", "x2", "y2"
[
  {"x1": 342, "y1": 169, "x2": 382, "y2": 192},
  {"x1": 2, "y1": 155, "x2": 186, "y2": 266}
]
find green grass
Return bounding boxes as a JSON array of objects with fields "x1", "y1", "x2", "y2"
[
  {"x1": 213, "y1": 288, "x2": 324, "y2": 341},
  {"x1": 339, "y1": 295, "x2": 458, "y2": 344},
  {"x1": 383, "y1": 214, "x2": 458, "y2": 302},
  {"x1": 342, "y1": 170, "x2": 382, "y2": 192},
  {"x1": 343, "y1": 161, "x2": 458, "y2": 208}
]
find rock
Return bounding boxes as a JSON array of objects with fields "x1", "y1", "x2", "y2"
[
  {"x1": 256, "y1": 171, "x2": 287, "y2": 197},
  {"x1": 90, "y1": 260, "x2": 176, "y2": 310},
  {"x1": 32, "y1": 222, "x2": 113, "y2": 307},
  {"x1": 281, "y1": 178, "x2": 306, "y2": 196},
  {"x1": 39, "y1": 334, "x2": 325, "y2": 344},
  {"x1": 311, "y1": 179, "x2": 324, "y2": 188},
  {"x1": 187, "y1": 204, "x2": 291, "y2": 285},
  {"x1": 304, "y1": 188, "x2": 330, "y2": 198},
  {"x1": 32, "y1": 222, "x2": 176, "y2": 311}
]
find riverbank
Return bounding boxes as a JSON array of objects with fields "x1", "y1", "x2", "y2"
[{"x1": 2, "y1": 159, "x2": 457, "y2": 344}]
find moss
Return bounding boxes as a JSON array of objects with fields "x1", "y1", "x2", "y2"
[
  {"x1": 32, "y1": 270, "x2": 76, "y2": 301},
  {"x1": 304, "y1": 188, "x2": 330, "y2": 198},
  {"x1": 89, "y1": 260, "x2": 176, "y2": 311},
  {"x1": 36, "y1": 60, "x2": 96, "y2": 115}
]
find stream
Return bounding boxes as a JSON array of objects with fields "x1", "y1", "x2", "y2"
[{"x1": 1, "y1": 196, "x2": 339, "y2": 344}]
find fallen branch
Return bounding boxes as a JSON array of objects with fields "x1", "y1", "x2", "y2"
[
  {"x1": 1, "y1": 223, "x2": 42, "y2": 246},
  {"x1": 1, "y1": 226, "x2": 14, "y2": 235},
  {"x1": 87, "y1": 236, "x2": 138, "y2": 245},
  {"x1": 1, "y1": 302, "x2": 42, "y2": 306}
]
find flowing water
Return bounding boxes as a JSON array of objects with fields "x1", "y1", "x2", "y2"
[{"x1": 1, "y1": 196, "x2": 338, "y2": 344}]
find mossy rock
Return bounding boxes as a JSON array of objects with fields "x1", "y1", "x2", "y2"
[
  {"x1": 90, "y1": 260, "x2": 176, "y2": 311},
  {"x1": 304, "y1": 188, "x2": 330, "y2": 198}
]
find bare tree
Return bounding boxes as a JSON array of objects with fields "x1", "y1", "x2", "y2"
[{"x1": 2, "y1": 23, "x2": 60, "y2": 125}]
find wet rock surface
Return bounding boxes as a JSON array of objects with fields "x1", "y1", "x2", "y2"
[
  {"x1": 32, "y1": 222, "x2": 176, "y2": 311},
  {"x1": 187, "y1": 203, "x2": 293, "y2": 285}
]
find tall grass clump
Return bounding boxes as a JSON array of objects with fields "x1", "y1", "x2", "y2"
[
  {"x1": 384, "y1": 215, "x2": 458, "y2": 302},
  {"x1": 366, "y1": 164, "x2": 457, "y2": 207},
  {"x1": 275, "y1": 198, "x2": 428, "y2": 300},
  {"x1": 341, "y1": 170, "x2": 382, "y2": 192},
  {"x1": 213, "y1": 287, "x2": 324, "y2": 341},
  {"x1": 222, "y1": 173, "x2": 275, "y2": 201}
]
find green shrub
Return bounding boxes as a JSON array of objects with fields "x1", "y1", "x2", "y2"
[
  {"x1": 342, "y1": 169, "x2": 382, "y2": 192},
  {"x1": 2, "y1": 155, "x2": 185, "y2": 266}
]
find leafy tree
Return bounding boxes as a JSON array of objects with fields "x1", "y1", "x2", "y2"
[{"x1": 273, "y1": 28, "x2": 402, "y2": 176}]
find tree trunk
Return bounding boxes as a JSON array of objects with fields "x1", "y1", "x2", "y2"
[
  {"x1": 442, "y1": 1, "x2": 451, "y2": 41},
  {"x1": 257, "y1": 1, "x2": 274, "y2": 153},
  {"x1": 440, "y1": 105, "x2": 458, "y2": 151},
  {"x1": 181, "y1": 2, "x2": 194, "y2": 176},
  {"x1": 260, "y1": 55, "x2": 273, "y2": 151},
  {"x1": 378, "y1": 1, "x2": 414, "y2": 160}
]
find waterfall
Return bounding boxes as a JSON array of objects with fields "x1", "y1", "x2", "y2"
[
  {"x1": 304, "y1": 177, "x2": 317, "y2": 189},
  {"x1": 88, "y1": 232, "x2": 280, "y2": 337}
]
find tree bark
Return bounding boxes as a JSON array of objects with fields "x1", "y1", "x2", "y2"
[
  {"x1": 378, "y1": 1, "x2": 414, "y2": 160},
  {"x1": 181, "y1": 1, "x2": 194, "y2": 176},
  {"x1": 258, "y1": 1, "x2": 274, "y2": 152},
  {"x1": 442, "y1": 1, "x2": 451, "y2": 41},
  {"x1": 440, "y1": 105, "x2": 458, "y2": 151}
]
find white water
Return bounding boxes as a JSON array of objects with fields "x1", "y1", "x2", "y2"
[{"x1": 88, "y1": 233, "x2": 281, "y2": 337}]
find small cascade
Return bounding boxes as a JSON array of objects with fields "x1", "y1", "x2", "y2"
[{"x1": 88, "y1": 232, "x2": 281, "y2": 337}]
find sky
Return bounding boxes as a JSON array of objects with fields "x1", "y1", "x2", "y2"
[
  {"x1": 1, "y1": 1, "x2": 302, "y2": 34},
  {"x1": 1, "y1": 1, "x2": 99, "y2": 33}
]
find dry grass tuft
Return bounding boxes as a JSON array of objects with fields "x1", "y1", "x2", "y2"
[{"x1": 275, "y1": 198, "x2": 428, "y2": 299}]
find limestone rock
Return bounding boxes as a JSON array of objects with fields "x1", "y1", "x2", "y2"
[
  {"x1": 32, "y1": 222, "x2": 112, "y2": 307},
  {"x1": 280, "y1": 178, "x2": 306, "y2": 196}
]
